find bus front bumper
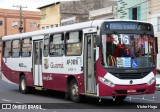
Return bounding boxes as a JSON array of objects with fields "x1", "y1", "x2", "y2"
[{"x1": 98, "y1": 82, "x2": 156, "y2": 96}]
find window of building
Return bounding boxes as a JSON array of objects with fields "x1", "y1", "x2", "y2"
[
  {"x1": 49, "y1": 34, "x2": 64, "y2": 56},
  {"x1": 0, "y1": 21, "x2": 3, "y2": 26},
  {"x1": 132, "y1": 7, "x2": 137, "y2": 20},
  {"x1": 12, "y1": 21, "x2": 18, "y2": 27},
  {"x1": 30, "y1": 22, "x2": 37, "y2": 28},
  {"x1": 41, "y1": 8, "x2": 46, "y2": 20},
  {"x1": 44, "y1": 35, "x2": 49, "y2": 57},
  {"x1": 50, "y1": 25, "x2": 54, "y2": 28},
  {"x1": 42, "y1": 26, "x2": 45, "y2": 30},
  {"x1": 157, "y1": 17, "x2": 160, "y2": 32},
  {"x1": 129, "y1": 6, "x2": 141, "y2": 20},
  {"x1": 65, "y1": 31, "x2": 82, "y2": 55},
  {"x1": 3, "y1": 41, "x2": 11, "y2": 57},
  {"x1": 55, "y1": 24, "x2": 59, "y2": 27},
  {"x1": 12, "y1": 39, "x2": 20, "y2": 57},
  {"x1": 41, "y1": 14, "x2": 46, "y2": 20},
  {"x1": 46, "y1": 26, "x2": 49, "y2": 29},
  {"x1": 22, "y1": 38, "x2": 32, "y2": 57}
]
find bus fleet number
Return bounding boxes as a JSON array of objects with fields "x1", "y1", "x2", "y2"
[{"x1": 113, "y1": 35, "x2": 130, "y2": 45}]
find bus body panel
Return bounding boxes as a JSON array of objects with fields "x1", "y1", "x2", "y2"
[
  {"x1": 95, "y1": 58, "x2": 156, "y2": 96},
  {"x1": 98, "y1": 82, "x2": 156, "y2": 96},
  {"x1": 1, "y1": 60, "x2": 34, "y2": 86}
]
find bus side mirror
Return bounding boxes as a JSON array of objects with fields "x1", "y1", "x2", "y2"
[
  {"x1": 154, "y1": 37, "x2": 158, "y2": 54},
  {"x1": 96, "y1": 35, "x2": 102, "y2": 47}
]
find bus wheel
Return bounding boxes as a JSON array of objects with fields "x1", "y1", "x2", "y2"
[
  {"x1": 113, "y1": 96, "x2": 126, "y2": 102},
  {"x1": 69, "y1": 79, "x2": 81, "y2": 102},
  {"x1": 19, "y1": 75, "x2": 30, "y2": 94}
]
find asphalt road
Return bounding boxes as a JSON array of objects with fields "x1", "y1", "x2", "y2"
[{"x1": 0, "y1": 76, "x2": 160, "y2": 112}]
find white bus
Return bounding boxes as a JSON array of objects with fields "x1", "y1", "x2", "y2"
[{"x1": 1, "y1": 20, "x2": 158, "y2": 102}]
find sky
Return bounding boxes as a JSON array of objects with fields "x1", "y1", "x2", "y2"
[{"x1": 0, "y1": 0, "x2": 79, "y2": 11}]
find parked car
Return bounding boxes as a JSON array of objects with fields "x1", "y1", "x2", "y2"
[{"x1": 156, "y1": 74, "x2": 160, "y2": 90}]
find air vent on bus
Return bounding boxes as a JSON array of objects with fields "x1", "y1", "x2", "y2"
[{"x1": 111, "y1": 72, "x2": 149, "y2": 79}]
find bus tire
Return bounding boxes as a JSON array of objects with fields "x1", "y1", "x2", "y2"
[
  {"x1": 69, "y1": 79, "x2": 81, "y2": 102},
  {"x1": 19, "y1": 75, "x2": 30, "y2": 94},
  {"x1": 114, "y1": 96, "x2": 126, "y2": 102}
]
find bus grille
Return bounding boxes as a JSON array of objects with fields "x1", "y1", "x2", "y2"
[{"x1": 111, "y1": 72, "x2": 149, "y2": 79}]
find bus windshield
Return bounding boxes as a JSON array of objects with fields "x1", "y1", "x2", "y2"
[{"x1": 101, "y1": 34, "x2": 155, "y2": 68}]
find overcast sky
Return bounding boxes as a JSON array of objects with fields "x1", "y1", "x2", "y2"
[{"x1": 0, "y1": 0, "x2": 79, "y2": 11}]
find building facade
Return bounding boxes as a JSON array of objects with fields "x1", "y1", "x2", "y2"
[
  {"x1": 38, "y1": 2, "x2": 61, "y2": 29},
  {"x1": 148, "y1": 0, "x2": 160, "y2": 52},
  {"x1": 117, "y1": 0, "x2": 148, "y2": 21},
  {"x1": 0, "y1": 8, "x2": 40, "y2": 37},
  {"x1": 38, "y1": 0, "x2": 117, "y2": 29}
]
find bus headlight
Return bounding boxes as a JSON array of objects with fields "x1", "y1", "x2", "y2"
[
  {"x1": 98, "y1": 76, "x2": 115, "y2": 87},
  {"x1": 147, "y1": 77, "x2": 156, "y2": 85}
]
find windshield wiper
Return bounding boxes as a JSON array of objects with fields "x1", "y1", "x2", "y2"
[{"x1": 113, "y1": 31, "x2": 117, "y2": 35}]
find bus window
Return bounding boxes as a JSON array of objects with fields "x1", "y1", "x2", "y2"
[
  {"x1": 3, "y1": 41, "x2": 11, "y2": 58},
  {"x1": 65, "y1": 31, "x2": 82, "y2": 55},
  {"x1": 12, "y1": 39, "x2": 20, "y2": 57},
  {"x1": 49, "y1": 34, "x2": 64, "y2": 56},
  {"x1": 44, "y1": 35, "x2": 49, "y2": 57},
  {"x1": 22, "y1": 38, "x2": 32, "y2": 57}
]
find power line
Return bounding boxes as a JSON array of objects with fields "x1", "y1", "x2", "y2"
[{"x1": 13, "y1": 5, "x2": 27, "y2": 33}]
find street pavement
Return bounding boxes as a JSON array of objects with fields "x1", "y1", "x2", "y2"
[{"x1": 0, "y1": 73, "x2": 160, "y2": 112}]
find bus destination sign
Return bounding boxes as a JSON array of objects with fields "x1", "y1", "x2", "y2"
[{"x1": 105, "y1": 22, "x2": 152, "y2": 31}]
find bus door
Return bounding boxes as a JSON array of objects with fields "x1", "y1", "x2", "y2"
[
  {"x1": 33, "y1": 40, "x2": 43, "y2": 86},
  {"x1": 84, "y1": 33, "x2": 96, "y2": 94}
]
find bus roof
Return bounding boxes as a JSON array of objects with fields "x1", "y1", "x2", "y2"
[
  {"x1": 2, "y1": 19, "x2": 151, "y2": 41},
  {"x1": 2, "y1": 20, "x2": 103, "y2": 41}
]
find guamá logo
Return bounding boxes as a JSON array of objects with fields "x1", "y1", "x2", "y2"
[{"x1": 44, "y1": 58, "x2": 49, "y2": 69}]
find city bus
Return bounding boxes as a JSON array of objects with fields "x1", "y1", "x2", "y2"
[{"x1": 1, "y1": 20, "x2": 158, "y2": 102}]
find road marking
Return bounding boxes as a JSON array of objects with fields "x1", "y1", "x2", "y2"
[
  {"x1": 1, "y1": 99, "x2": 22, "y2": 104},
  {"x1": 127, "y1": 97, "x2": 156, "y2": 102},
  {"x1": 15, "y1": 102, "x2": 21, "y2": 104},
  {"x1": 1, "y1": 99, "x2": 11, "y2": 102}
]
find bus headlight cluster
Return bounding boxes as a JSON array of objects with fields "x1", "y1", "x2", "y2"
[
  {"x1": 147, "y1": 77, "x2": 156, "y2": 85},
  {"x1": 98, "y1": 76, "x2": 115, "y2": 87}
]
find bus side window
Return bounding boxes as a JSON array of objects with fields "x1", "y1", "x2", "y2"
[
  {"x1": 3, "y1": 41, "x2": 11, "y2": 58},
  {"x1": 12, "y1": 39, "x2": 21, "y2": 58},
  {"x1": 65, "y1": 31, "x2": 82, "y2": 55},
  {"x1": 22, "y1": 38, "x2": 32, "y2": 57},
  {"x1": 44, "y1": 35, "x2": 49, "y2": 57},
  {"x1": 49, "y1": 34, "x2": 64, "y2": 56}
]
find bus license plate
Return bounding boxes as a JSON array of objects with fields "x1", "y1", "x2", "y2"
[{"x1": 127, "y1": 89, "x2": 136, "y2": 93}]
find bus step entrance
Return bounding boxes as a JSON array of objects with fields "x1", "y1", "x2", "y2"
[{"x1": 35, "y1": 86, "x2": 43, "y2": 90}]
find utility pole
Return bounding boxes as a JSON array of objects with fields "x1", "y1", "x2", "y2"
[{"x1": 13, "y1": 5, "x2": 27, "y2": 33}]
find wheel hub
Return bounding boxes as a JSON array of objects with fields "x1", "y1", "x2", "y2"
[
  {"x1": 21, "y1": 79, "x2": 25, "y2": 90},
  {"x1": 71, "y1": 83, "x2": 78, "y2": 97}
]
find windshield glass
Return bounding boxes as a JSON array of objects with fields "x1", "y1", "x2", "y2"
[{"x1": 101, "y1": 34, "x2": 155, "y2": 68}]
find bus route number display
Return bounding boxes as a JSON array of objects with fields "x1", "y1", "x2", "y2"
[{"x1": 113, "y1": 34, "x2": 130, "y2": 45}]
